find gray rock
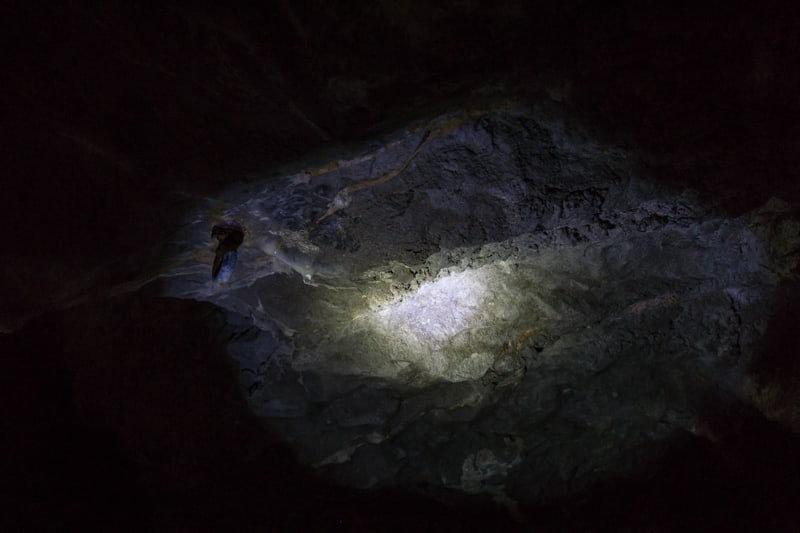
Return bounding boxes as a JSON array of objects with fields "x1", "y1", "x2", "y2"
[{"x1": 157, "y1": 103, "x2": 798, "y2": 505}]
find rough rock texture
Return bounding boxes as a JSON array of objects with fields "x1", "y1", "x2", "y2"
[
  {"x1": 5, "y1": 1, "x2": 800, "y2": 333},
  {"x1": 5, "y1": 1, "x2": 800, "y2": 529},
  {"x1": 158, "y1": 104, "x2": 797, "y2": 506}
]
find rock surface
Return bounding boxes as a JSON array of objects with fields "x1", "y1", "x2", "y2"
[
  {"x1": 158, "y1": 104, "x2": 797, "y2": 506},
  {"x1": 4, "y1": 1, "x2": 800, "y2": 529}
]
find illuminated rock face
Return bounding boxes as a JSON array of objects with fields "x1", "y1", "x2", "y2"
[
  {"x1": 375, "y1": 269, "x2": 486, "y2": 348},
  {"x1": 160, "y1": 104, "x2": 797, "y2": 503},
  {"x1": 369, "y1": 268, "x2": 493, "y2": 380}
]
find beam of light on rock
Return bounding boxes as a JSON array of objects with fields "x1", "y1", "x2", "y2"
[{"x1": 372, "y1": 269, "x2": 488, "y2": 350}]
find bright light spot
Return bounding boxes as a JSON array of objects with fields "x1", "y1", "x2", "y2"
[{"x1": 373, "y1": 269, "x2": 487, "y2": 350}]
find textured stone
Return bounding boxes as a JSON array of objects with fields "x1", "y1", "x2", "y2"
[
  {"x1": 153, "y1": 104, "x2": 798, "y2": 505},
  {"x1": 6, "y1": 2, "x2": 800, "y2": 529}
]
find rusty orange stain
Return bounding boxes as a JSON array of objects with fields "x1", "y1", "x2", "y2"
[
  {"x1": 497, "y1": 328, "x2": 538, "y2": 358},
  {"x1": 625, "y1": 293, "x2": 678, "y2": 315},
  {"x1": 516, "y1": 328, "x2": 537, "y2": 349}
]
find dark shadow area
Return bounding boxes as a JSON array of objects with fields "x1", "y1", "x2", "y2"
[
  {"x1": 3, "y1": 293, "x2": 800, "y2": 530},
  {"x1": 0, "y1": 312, "x2": 154, "y2": 530},
  {"x1": 520, "y1": 1, "x2": 800, "y2": 215},
  {"x1": 747, "y1": 282, "x2": 800, "y2": 433},
  {"x1": 750, "y1": 283, "x2": 800, "y2": 380},
  {"x1": 4, "y1": 1, "x2": 800, "y2": 327},
  {"x1": 523, "y1": 407, "x2": 800, "y2": 531},
  {"x1": 0, "y1": 294, "x2": 519, "y2": 531}
]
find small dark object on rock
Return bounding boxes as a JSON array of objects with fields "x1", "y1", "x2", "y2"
[{"x1": 211, "y1": 221, "x2": 246, "y2": 283}]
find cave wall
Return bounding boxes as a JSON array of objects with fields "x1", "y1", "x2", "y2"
[
  {"x1": 4, "y1": 1, "x2": 800, "y2": 329},
  {"x1": 3, "y1": 0, "x2": 800, "y2": 530}
]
